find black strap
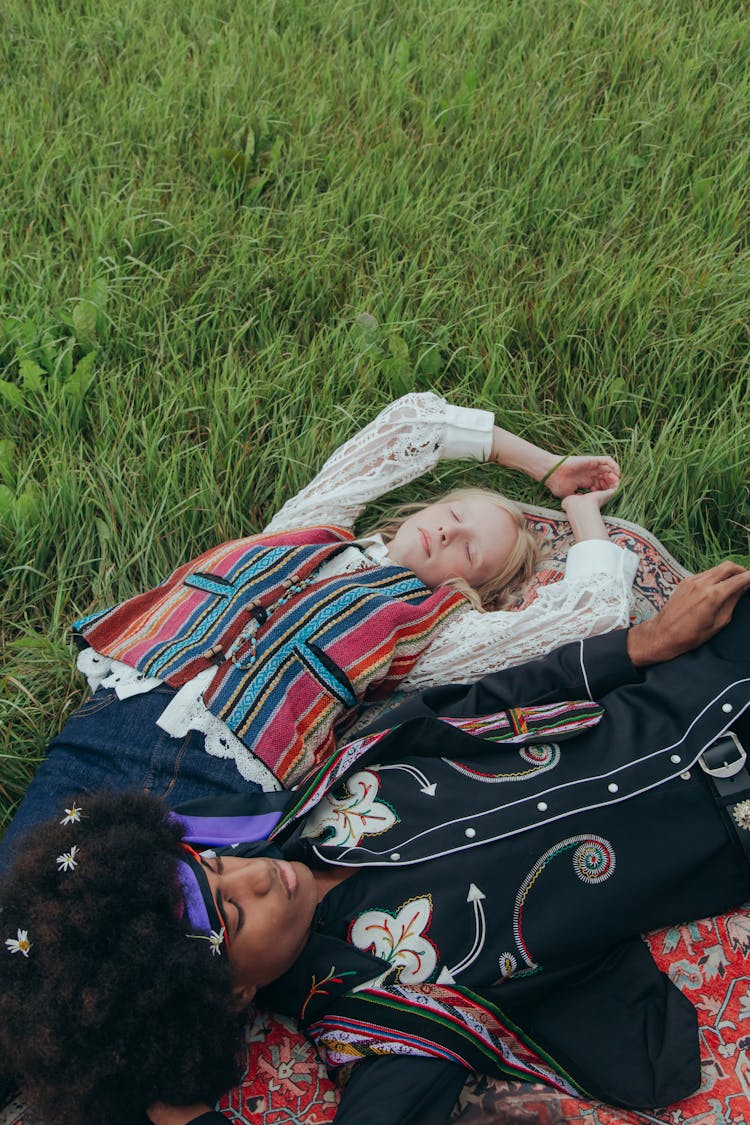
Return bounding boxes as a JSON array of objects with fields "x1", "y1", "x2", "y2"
[{"x1": 700, "y1": 734, "x2": 750, "y2": 865}]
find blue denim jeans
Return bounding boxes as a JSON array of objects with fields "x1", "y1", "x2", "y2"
[{"x1": 0, "y1": 687, "x2": 262, "y2": 872}]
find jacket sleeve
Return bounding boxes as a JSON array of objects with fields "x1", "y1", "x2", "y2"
[
  {"x1": 359, "y1": 628, "x2": 643, "y2": 733},
  {"x1": 334, "y1": 1057, "x2": 466, "y2": 1125},
  {"x1": 497, "y1": 937, "x2": 700, "y2": 1110}
]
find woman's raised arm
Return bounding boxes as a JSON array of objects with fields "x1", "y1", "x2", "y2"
[
  {"x1": 264, "y1": 392, "x2": 493, "y2": 534},
  {"x1": 489, "y1": 427, "x2": 620, "y2": 497}
]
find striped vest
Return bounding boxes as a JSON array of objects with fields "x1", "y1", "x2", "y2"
[{"x1": 74, "y1": 526, "x2": 465, "y2": 784}]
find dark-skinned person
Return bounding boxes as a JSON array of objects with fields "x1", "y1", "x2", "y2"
[{"x1": 3, "y1": 563, "x2": 749, "y2": 1125}]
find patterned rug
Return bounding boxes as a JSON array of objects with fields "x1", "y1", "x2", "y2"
[{"x1": 5, "y1": 510, "x2": 749, "y2": 1125}]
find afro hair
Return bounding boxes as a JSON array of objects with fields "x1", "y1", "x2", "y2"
[{"x1": 0, "y1": 791, "x2": 245, "y2": 1125}]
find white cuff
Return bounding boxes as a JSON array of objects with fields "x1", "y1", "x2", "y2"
[
  {"x1": 564, "y1": 539, "x2": 639, "y2": 584},
  {"x1": 442, "y1": 404, "x2": 495, "y2": 461}
]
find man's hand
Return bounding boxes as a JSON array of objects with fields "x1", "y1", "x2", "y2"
[{"x1": 627, "y1": 562, "x2": 750, "y2": 667}]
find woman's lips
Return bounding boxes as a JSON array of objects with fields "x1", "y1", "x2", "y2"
[{"x1": 418, "y1": 527, "x2": 431, "y2": 557}]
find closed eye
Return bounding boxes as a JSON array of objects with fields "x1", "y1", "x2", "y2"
[{"x1": 202, "y1": 855, "x2": 243, "y2": 933}]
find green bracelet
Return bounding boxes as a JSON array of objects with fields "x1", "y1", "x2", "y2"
[{"x1": 539, "y1": 455, "x2": 569, "y2": 487}]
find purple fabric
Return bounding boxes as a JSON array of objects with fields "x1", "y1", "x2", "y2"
[
  {"x1": 170, "y1": 811, "x2": 283, "y2": 845},
  {"x1": 175, "y1": 858, "x2": 213, "y2": 934}
]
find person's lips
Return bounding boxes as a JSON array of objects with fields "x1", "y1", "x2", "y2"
[
  {"x1": 274, "y1": 860, "x2": 298, "y2": 899},
  {"x1": 418, "y1": 527, "x2": 431, "y2": 558}
]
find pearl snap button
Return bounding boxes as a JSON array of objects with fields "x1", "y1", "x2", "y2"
[
  {"x1": 465, "y1": 827, "x2": 476, "y2": 838},
  {"x1": 390, "y1": 853, "x2": 400, "y2": 861},
  {"x1": 681, "y1": 771, "x2": 691, "y2": 780},
  {"x1": 722, "y1": 703, "x2": 733, "y2": 713},
  {"x1": 608, "y1": 783, "x2": 619, "y2": 793},
  {"x1": 670, "y1": 754, "x2": 681, "y2": 764},
  {"x1": 537, "y1": 801, "x2": 548, "y2": 812}
]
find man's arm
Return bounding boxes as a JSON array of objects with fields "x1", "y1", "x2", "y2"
[{"x1": 361, "y1": 563, "x2": 750, "y2": 730}]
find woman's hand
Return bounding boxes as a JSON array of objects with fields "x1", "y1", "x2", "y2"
[
  {"x1": 560, "y1": 488, "x2": 617, "y2": 542},
  {"x1": 544, "y1": 456, "x2": 620, "y2": 499}
]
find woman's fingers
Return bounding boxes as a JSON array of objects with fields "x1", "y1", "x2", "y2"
[{"x1": 547, "y1": 455, "x2": 621, "y2": 497}]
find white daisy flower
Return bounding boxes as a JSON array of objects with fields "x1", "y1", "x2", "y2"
[
  {"x1": 60, "y1": 803, "x2": 83, "y2": 826},
  {"x1": 5, "y1": 929, "x2": 31, "y2": 958},
  {"x1": 208, "y1": 929, "x2": 225, "y2": 956},
  {"x1": 56, "y1": 845, "x2": 80, "y2": 873}
]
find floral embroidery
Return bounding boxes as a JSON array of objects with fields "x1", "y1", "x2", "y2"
[
  {"x1": 732, "y1": 800, "x2": 750, "y2": 831},
  {"x1": 300, "y1": 965, "x2": 358, "y2": 1020},
  {"x1": 60, "y1": 802, "x2": 83, "y2": 825},
  {"x1": 56, "y1": 845, "x2": 79, "y2": 872},
  {"x1": 5, "y1": 928, "x2": 31, "y2": 958},
  {"x1": 301, "y1": 770, "x2": 399, "y2": 847},
  {"x1": 349, "y1": 894, "x2": 438, "y2": 989}
]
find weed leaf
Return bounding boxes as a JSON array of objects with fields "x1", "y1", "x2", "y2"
[{"x1": 0, "y1": 379, "x2": 25, "y2": 410}]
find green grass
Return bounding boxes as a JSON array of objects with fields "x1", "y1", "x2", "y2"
[{"x1": 1, "y1": 0, "x2": 749, "y2": 826}]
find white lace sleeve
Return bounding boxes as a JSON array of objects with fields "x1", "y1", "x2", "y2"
[
  {"x1": 264, "y1": 393, "x2": 493, "y2": 534},
  {"x1": 402, "y1": 540, "x2": 639, "y2": 689}
]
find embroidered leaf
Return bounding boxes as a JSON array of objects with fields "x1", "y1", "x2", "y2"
[
  {"x1": 349, "y1": 895, "x2": 438, "y2": 988},
  {"x1": 302, "y1": 769, "x2": 398, "y2": 847}
]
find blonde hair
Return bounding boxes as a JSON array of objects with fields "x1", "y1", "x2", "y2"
[{"x1": 368, "y1": 487, "x2": 549, "y2": 612}]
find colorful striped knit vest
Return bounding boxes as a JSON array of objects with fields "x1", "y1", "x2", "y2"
[{"x1": 74, "y1": 526, "x2": 465, "y2": 785}]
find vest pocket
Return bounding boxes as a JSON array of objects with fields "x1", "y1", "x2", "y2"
[
  {"x1": 183, "y1": 571, "x2": 236, "y2": 598},
  {"x1": 296, "y1": 641, "x2": 357, "y2": 709}
]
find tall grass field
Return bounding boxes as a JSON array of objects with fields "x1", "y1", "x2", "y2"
[{"x1": 1, "y1": 0, "x2": 748, "y2": 828}]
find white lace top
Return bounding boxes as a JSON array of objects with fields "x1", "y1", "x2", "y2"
[{"x1": 77, "y1": 393, "x2": 637, "y2": 790}]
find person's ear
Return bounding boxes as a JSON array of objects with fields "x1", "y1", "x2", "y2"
[{"x1": 233, "y1": 982, "x2": 257, "y2": 1007}]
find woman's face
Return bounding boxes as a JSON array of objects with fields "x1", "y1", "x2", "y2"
[
  {"x1": 386, "y1": 494, "x2": 519, "y2": 590},
  {"x1": 200, "y1": 855, "x2": 318, "y2": 1002}
]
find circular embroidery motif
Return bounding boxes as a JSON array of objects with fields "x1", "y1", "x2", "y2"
[
  {"x1": 498, "y1": 952, "x2": 518, "y2": 978},
  {"x1": 518, "y1": 744, "x2": 558, "y2": 766},
  {"x1": 573, "y1": 840, "x2": 615, "y2": 883}
]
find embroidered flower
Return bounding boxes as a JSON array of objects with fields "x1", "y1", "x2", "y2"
[
  {"x1": 208, "y1": 928, "x2": 225, "y2": 956},
  {"x1": 732, "y1": 800, "x2": 750, "y2": 832},
  {"x1": 302, "y1": 770, "x2": 398, "y2": 847},
  {"x1": 56, "y1": 845, "x2": 79, "y2": 872},
  {"x1": 5, "y1": 929, "x2": 31, "y2": 958},
  {"x1": 349, "y1": 894, "x2": 438, "y2": 989},
  {"x1": 60, "y1": 803, "x2": 83, "y2": 825}
]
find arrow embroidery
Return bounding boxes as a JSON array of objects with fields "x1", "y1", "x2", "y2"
[
  {"x1": 375, "y1": 762, "x2": 437, "y2": 796},
  {"x1": 438, "y1": 884, "x2": 487, "y2": 981}
]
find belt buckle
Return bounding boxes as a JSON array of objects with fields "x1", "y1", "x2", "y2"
[{"x1": 699, "y1": 731, "x2": 747, "y2": 780}]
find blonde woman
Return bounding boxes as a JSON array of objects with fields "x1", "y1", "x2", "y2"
[{"x1": 0, "y1": 393, "x2": 635, "y2": 868}]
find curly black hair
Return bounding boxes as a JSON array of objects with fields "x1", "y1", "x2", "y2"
[{"x1": 0, "y1": 791, "x2": 245, "y2": 1125}]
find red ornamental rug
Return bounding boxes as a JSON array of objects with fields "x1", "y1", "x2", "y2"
[{"x1": 3, "y1": 512, "x2": 748, "y2": 1125}]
